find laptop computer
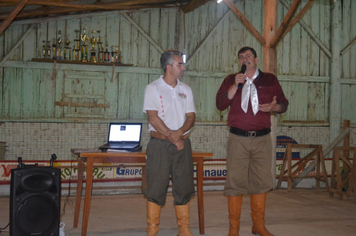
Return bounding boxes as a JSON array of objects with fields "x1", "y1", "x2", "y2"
[{"x1": 99, "y1": 123, "x2": 142, "y2": 152}]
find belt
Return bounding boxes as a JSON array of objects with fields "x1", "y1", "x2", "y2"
[
  {"x1": 150, "y1": 131, "x2": 189, "y2": 140},
  {"x1": 230, "y1": 127, "x2": 271, "y2": 138}
]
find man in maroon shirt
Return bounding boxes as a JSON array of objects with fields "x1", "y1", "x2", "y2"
[{"x1": 216, "y1": 47, "x2": 288, "y2": 236}]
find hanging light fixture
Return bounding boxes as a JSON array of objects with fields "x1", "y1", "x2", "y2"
[
  {"x1": 217, "y1": 0, "x2": 223, "y2": 3},
  {"x1": 182, "y1": 49, "x2": 187, "y2": 63}
]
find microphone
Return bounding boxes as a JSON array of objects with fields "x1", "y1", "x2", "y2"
[{"x1": 237, "y1": 64, "x2": 246, "y2": 89}]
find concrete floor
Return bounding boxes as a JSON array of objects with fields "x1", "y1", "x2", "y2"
[{"x1": 0, "y1": 189, "x2": 355, "y2": 236}]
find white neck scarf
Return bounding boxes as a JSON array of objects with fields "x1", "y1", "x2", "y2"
[{"x1": 241, "y1": 69, "x2": 259, "y2": 115}]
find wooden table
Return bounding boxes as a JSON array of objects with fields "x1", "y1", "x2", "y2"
[{"x1": 73, "y1": 151, "x2": 213, "y2": 236}]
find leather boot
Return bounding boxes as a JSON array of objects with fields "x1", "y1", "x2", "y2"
[
  {"x1": 250, "y1": 193, "x2": 274, "y2": 236},
  {"x1": 175, "y1": 203, "x2": 194, "y2": 236},
  {"x1": 146, "y1": 201, "x2": 161, "y2": 236},
  {"x1": 228, "y1": 195, "x2": 243, "y2": 236}
]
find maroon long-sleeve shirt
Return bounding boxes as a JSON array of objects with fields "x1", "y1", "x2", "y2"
[{"x1": 216, "y1": 70, "x2": 289, "y2": 131}]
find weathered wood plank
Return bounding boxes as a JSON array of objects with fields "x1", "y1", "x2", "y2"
[
  {"x1": 277, "y1": 3, "x2": 289, "y2": 75},
  {"x1": 218, "y1": 3, "x2": 230, "y2": 72},
  {"x1": 149, "y1": 9, "x2": 161, "y2": 68},
  {"x1": 0, "y1": 69, "x2": 3, "y2": 116},
  {"x1": 341, "y1": 84, "x2": 351, "y2": 121},
  {"x1": 120, "y1": 13, "x2": 132, "y2": 65},
  {"x1": 117, "y1": 72, "x2": 146, "y2": 120},
  {"x1": 22, "y1": 68, "x2": 35, "y2": 116},
  {"x1": 4, "y1": 68, "x2": 22, "y2": 117},
  {"x1": 318, "y1": 1, "x2": 330, "y2": 77},
  {"x1": 107, "y1": 13, "x2": 120, "y2": 61},
  {"x1": 351, "y1": 1, "x2": 356, "y2": 78},
  {"x1": 132, "y1": 10, "x2": 151, "y2": 67},
  {"x1": 350, "y1": 85, "x2": 356, "y2": 123},
  {"x1": 307, "y1": 82, "x2": 326, "y2": 121},
  {"x1": 289, "y1": 22, "x2": 300, "y2": 75},
  {"x1": 104, "y1": 71, "x2": 118, "y2": 118},
  {"x1": 39, "y1": 69, "x2": 56, "y2": 117}
]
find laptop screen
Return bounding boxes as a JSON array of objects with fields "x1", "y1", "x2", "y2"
[{"x1": 108, "y1": 123, "x2": 142, "y2": 143}]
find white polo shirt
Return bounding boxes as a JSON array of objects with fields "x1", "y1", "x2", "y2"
[{"x1": 143, "y1": 75, "x2": 196, "y2": 133}]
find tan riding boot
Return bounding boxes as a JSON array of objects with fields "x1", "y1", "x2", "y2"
[
  {"x1": 250, "y1": 193, "x2": 274, "y2": 236},
  {"x1": 146, "y1": 201, "x2": 161, "y2": 236},
  {"x1": 175, "y1": 203, "x2": 194, "y2": 236},
  {"x1": 228, "y1": 195, "x2": 243, "y2": 236}
]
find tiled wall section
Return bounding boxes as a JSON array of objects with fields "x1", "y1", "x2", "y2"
[{"x1": 0, "y1": 122, "x2": 355, "y2": 161}]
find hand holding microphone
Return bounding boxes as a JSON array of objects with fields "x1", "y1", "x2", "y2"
[
  {"x1": 229, "y1": 64, "x2": 247, "y2": 100},
  {"x1": 237, "y1": 64, "x2": 246, "y2": 89}
]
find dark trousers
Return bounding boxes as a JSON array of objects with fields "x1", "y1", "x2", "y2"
[{"x1": 144, "y1": 137, "x2": 195, "y2": 206}]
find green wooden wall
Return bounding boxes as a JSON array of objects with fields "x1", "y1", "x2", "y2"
[{"x1": 0, "y1": 0, "x2": 355, "y2": 125}]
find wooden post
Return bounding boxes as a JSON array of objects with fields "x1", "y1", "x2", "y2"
[
  {"x1": 343, "y1": 120, "x2": 350, "y2": 172},
  {"x1": 264, "y1": 0, "x2": 278, "y2": 187},
  {"x1": 263, "y1": 0, "x2": 277, "y2": 73},
  {"x1": 330, "y1": 0, "x2": 342, "y2": 142}
]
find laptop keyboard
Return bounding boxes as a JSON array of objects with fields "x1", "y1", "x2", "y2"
[{"x1": 110, "y1": 145, "x2": 135, "y2": 149}]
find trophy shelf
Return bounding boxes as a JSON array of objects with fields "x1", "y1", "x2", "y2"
[{"x1": 31, "y1": 58, "x2": 133, "y2": 67}]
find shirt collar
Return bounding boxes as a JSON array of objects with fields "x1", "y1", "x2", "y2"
[{"x1": 245, "y1": 67, "x2": 259, "y2": 80}]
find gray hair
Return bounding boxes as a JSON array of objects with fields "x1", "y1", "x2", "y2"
[{"x1": 160, "y1": 50, "x2": 183, "y2": 73}]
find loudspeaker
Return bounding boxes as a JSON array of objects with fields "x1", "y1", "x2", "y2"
[{"x1": 10, "y1": 166, "x2": 61, "y2": 236}]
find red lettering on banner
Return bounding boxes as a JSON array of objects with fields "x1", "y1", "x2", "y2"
[{"x1": 1, "y1": 164, "x2": 17, "y2": 178}]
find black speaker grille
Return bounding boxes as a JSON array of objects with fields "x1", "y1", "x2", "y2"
[
  {"x1": 15, "y1": 195, "x2": 58, "y2": 235},
  {"x1": 21, "y1": 170, "x2": 55, "y2": 192}
]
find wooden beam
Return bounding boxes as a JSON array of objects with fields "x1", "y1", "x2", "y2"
[
  {"x1": 270, "y1": 0, "x2": 302, "y2": 48},
  {"x1": 0, "y1": 0, "x2": 28, "y2": 35},
  {"x1": 186, "y1": 8, "x2": 231, "y2": 66},
  {"x1": 263, "y1": 0, "x2": 277, "y2": 74},
  {"x1": 0, "y1": 0, "x2": 111, "y2": 10},
  {"x1": 55, "y1": 101, "x2": 110, "y2": 108},
  {"x1": 329, "y1": 0, "x2": 342, "y2": 142},
  {"x1": 282, "y1": 0, "x2": 315, "y2": 38},
  {"x1": 341, "y1": 36, "x2": 356, "y2": 55},
  {"x1": 222, "y1": 0, "x2": 265, "y2": 46},
  {"x1": 181, "y1": 0, "x2": 209, "y2": 13},
  {"x1": 279, "y1": 0, "x2": 331, "y2": 58},
  {"x1": 97, "y1": 0, "x2": 173, "y2": 6},
  {"x1": 0, "y1": 1, "x2": 172, "y2": 20},
  {"x1": 263, "y1": 0, "x2": 278, "y2": 190},
  {"x1": 122, "y1": 13, "x2": 164, "y2": 54},
  {"x1": 0, "y1": 0, "x2": 169, "y2": 7},
  {"x1": 0, "y1": 24, "x2": 35, "y2": 67},
  {"x1": 343, "y1": 120, "x2": 350, "y2": 172}
]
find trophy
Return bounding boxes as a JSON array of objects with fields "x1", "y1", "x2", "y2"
[
  {"x1": 114, "y1": 46, "x2": 121, "y2": 63},
  {"x1": 52, "y1": 38, "x2": 57, "y2": 59},
  {"x1": 89, "y1": 30, "x2": 98, "y2": 63},
  {"x1": 81, "y1": 27, "x2": 89, "y2": 62},
  {"x1": 56, "y1": 30, "x2": 63, "y2": 60},
  {"x1": 104, "y1": 42, "x2": 110, "y2": 62},
  {"x1": 64, "y1": 34, "x2": 71, "y2": 60},
  {"x1": 96, "y1": 30, "x2": 104, "y2": 62},
  {"x1": 46, "y1": 41, "x2": 51, "y2": 58},
  {"x1": 42, "y1": 40, "x2": 46, "y2": 58},
  {"x1": 73, "y1": 29, "x2": 81, "y2": 61},
  {"x1": 110, "y1": 46, "x2": 115, "y2": 63}
]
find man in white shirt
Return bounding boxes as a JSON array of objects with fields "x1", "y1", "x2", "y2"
[{"x1": 143, "y1": 50, "x2": 196, "y2": 236}]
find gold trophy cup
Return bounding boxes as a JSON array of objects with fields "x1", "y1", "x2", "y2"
[
  {"x1": 64, "y1": 34, "x2": 71, "y2": 60},
  {"x1": 89, "y1": 30, "x2": 98, "y2": 63},
  {"x1": 81, "y1": 27, "x2": 89, "y2": 62},
  {"x1": 73, "y1": 30, "x2": 80, "y2": 61}
]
